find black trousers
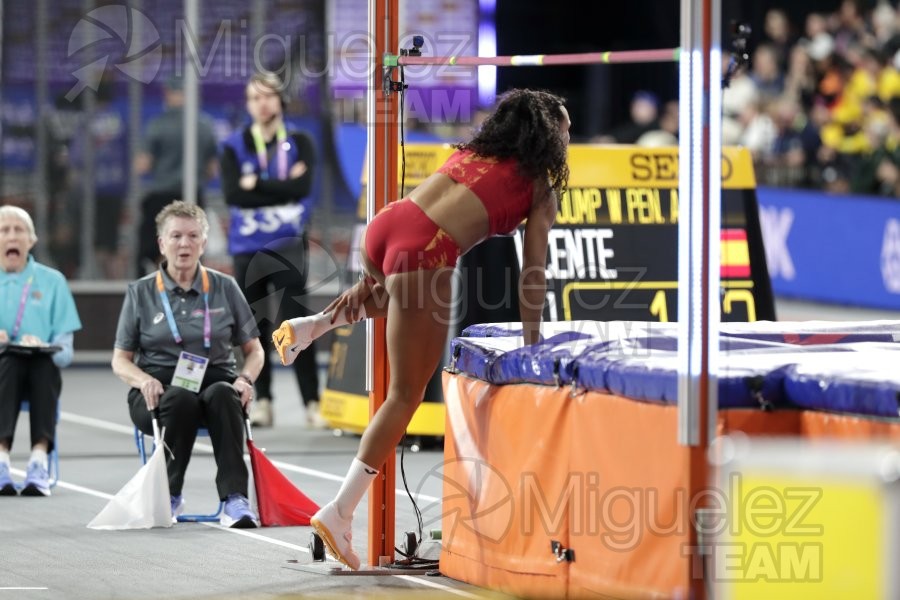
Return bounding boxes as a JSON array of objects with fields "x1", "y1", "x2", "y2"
[
  {"x1": 128, "y1": 366, "x2": 247, "y2": 499},
  {"x1": 231, "y1": 236, "x2": 320, "y2": 404},
  {"x1": 0, "y1": 353, "x2": 61, "y2": 452},
  {"x1": 137, "y1": 190, "x2": 205, "y2": 277}
]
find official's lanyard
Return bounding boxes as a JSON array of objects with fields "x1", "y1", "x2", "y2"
[
  {"x1": 10, "y1": 275, "x2": 33, "y2": 341},
  {"x1": 155, "y1": 267, "x2": 211, "y2": 350},
  {"x1": 250, "y1": 123, "x2": 288, "y2": 181}
]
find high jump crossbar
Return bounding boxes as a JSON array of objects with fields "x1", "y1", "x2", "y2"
[{"x1": 385, "y1": 47, "x2": 681, "y2": 67}]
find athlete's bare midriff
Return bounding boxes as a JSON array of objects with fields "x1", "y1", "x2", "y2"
[{"x1": 407, "y1": 173, "x2": 494, "y2": 253}]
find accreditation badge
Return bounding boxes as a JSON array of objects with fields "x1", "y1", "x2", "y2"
[{"x1": 171, "y1": 351, "x2": 209, "y2": 393}]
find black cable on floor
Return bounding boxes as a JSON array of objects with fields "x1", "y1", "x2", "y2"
[{"x1": 394, "y1": 433, "x2": 425, "y2": 559}]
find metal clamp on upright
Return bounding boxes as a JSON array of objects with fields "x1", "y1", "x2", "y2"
[{"x1": 383, "y1": 35, "x2": 424, "y2": 96}]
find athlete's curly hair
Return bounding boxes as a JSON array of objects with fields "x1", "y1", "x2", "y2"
[{"x1": 458, "y1": 89, "x2": 569, "y2": 196}]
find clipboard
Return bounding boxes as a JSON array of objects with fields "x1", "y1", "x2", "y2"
[{"x1": 0, "y1": 343, "x2": 62, "y2": 357}]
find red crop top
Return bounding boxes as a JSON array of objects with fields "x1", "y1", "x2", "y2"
[{"x1": 436, "y1": 149, "x2": 534, "y2": 235}]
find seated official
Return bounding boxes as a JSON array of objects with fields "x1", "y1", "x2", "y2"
[
  {"x1": 0, "y1": 205, "x2": 82, "y2": 497},
  {"x1": 111, "y1": 201, "x2": 265, "y2": 527}
]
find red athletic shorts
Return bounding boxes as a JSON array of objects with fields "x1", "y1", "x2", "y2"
[{"x1": 364, "y1": 198, "x2": 462, "y2": 276}]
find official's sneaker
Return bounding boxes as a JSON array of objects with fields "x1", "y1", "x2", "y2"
[
  {"x1": 0, "y1": 463, "x2": 16, "y2": 496},
  {"x1": 20, "y1": 461, "x2": 50, "y2": 497},
  {"x1": 249, "y1": 398, "x2": 273, "y2": 428},
  {"x1": 170, "y1": 495, "x2": 185, "y2": 521},
  {"x1": 306, "y1": 401, "x2": 329, "y2": 430},
  {"x1": 273, "y1": 319, "x2": 314, "y2": 366},
  {"x1": 310, "y1": 502, "x2": 361, "y2": 570},
  {"x1": 220, "y1": 493, "x2": 259, "y2": 529}
]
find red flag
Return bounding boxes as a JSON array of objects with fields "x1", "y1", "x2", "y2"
[{"x1": 248, "y1": 439, "x2": 319, "y2": 527}]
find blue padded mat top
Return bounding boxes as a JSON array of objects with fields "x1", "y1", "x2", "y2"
[
  {"x1": 782, "y1": 343, "x2": 900, "y2": 418},
  {"x1": 463, "y1": 320, "x2": 900, "y2": 343},
  {"x1": 598, "y1": 346, "x2": 858, "y2": 409},
  {"x1": 450, "y1": 321, "x2": 900, "y2": 416},
  {"x1": 451, "y1": 333, "x2": 602, "y2": 386},
  {"x1": 461, "y1": 320, "x2": 676, "y2": 340}
]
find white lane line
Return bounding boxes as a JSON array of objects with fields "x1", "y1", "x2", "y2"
[
  {"x1": 9, "y1": 468, "x2": 113, "y2": 500},
  {"x1": 203, "y1": 526, "x2": 485, "y2": 598},
  {"x1": 393, "y1": 576, "x2": 483, "y2": 599},
  {"x1": 60, "y1": 412, "x2": 135, "y2": 436},
  {"x1": 60, "y1": 412, "x2": 441, "y2": 503},
  {"x1": 54, "y1": 480, "x2": 115, "y2": 500},
  {"x1": 53, "y1": 411, "x2": 475, "y2": 597},
  {"x1": 15, "y1": 474, "x2": 472, "y2": 598},
  {"x1": 198, "y1": 522, "x2": 312, "y2": 553},
  {"x1": 0, "y1": 588, "x2": 49, "y2": 591},
  {"x1": 11, "y1": 464, "x2": 310, "y2": 553}
]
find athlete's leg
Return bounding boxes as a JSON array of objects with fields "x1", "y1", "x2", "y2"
[
  {"x1": 310, "y1": 266, "x2": 454, "y2": 570},
  {"x1": 356, "y1": 267, "x2": 453, "y2": 466},
  {"x1": 273, "y1": 234, "x2": 389, "y2": 365}
]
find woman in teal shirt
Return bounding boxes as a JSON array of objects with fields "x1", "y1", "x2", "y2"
[{"x1": 0, "y1": 205, "x2": 82, "y2": 496}]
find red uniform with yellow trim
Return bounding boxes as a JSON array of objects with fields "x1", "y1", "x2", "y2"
[{"x1": 364, "y1": 149, "x2": 534, "y2": 276}]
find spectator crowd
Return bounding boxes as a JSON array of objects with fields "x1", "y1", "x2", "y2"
[
  {"x1": 601, "y1": 0, "x2": 900, "y2": 198},
  {"x1": 723, "y1": 0, "x2": 900, "y2": 195}
]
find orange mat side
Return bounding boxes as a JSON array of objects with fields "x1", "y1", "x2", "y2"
[
  {"x1": 722, "y1": 407, "x2": 900, "y2": 441},
  {"x1": 566, "y1": 392, "x2": 690, "y2": 599},
  {"x1": 800, "y1": 410, "x2": 900, "y2": 440},
  {"x1": 718, "y1": 407, "x2": 803, "y2": 436},
  {"x1": 440, "y1": 373, "x2": 570, "y2": 599},
  {"x1": 439, "y1": 547, "x2": 567, "y2": 600},
  {"x1": 440, "y1": 371, "x2": 900, "y2": 599}
]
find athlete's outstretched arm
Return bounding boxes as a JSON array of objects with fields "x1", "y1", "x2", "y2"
[{"x1": 519, "y1": 184, "x2": 557, "y2": 346}]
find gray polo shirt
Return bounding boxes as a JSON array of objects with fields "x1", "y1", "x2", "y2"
[
  {"x1": 141, "y1": 108, "x2": 217, "y2": 193},
  {"x1": 114, "y1": 264, "x2": 259, "y2": 369}
]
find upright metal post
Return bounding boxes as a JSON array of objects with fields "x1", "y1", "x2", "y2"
[
  {"x1": 126, "y1": 0, "x2": 144, "y2": 279},
  {"x1": 79, "y1": 0, "x2": 97, "y2": 278},
  {"x1": 678, "y1": 0, "x2": 721, "y2": 597},
  {"x1": 33, "y1": 0, "x2": 49, "y2": 262},
  {"x1": 181, "y1": 0, "x2": 199, "y2": 206},
  {"x1": 316, "y1": 1, "x2": 335, "y2": 255},
  {"x1": 366, "y1": 0, "x2": 399, "y2": 568},
  {"x1": 0, "y1": 0, "x2": 4, "y2": 205},
  {"x1": 250, "y1": 0, "x2": 264, "y2": 46}
]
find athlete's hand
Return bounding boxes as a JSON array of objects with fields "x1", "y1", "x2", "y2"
[{"x1": 324, "y1": 279, "x2": 372, "y2": 324}]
